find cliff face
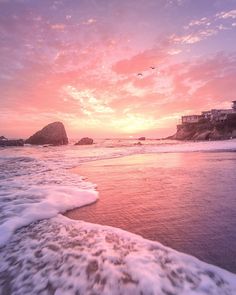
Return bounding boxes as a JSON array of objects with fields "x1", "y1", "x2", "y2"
[{"x1": 170, "y1": 114, "x2": 236, "y2": 140}]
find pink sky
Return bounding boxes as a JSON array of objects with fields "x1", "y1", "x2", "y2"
[{"x1": 0, "y1": 0, "x2": 236, "y2": 139}]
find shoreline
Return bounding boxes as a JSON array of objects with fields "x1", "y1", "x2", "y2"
[
  {"x1": 1, "y1": 147, "x2": 236, "y2": 294},
  {"x1": 65, "y1": 152, "x2": 236, "y2": 274}
]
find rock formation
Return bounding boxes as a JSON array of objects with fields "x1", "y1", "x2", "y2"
[
  {"x1": 134, "y1": 142, "x2": 142, "y2": 146},
  {"x1": 25, "y1": 122, "x2": 68, "y2": 145},
  {"x1": 138, "y1": 137, "x2": 146, "y2": 140},
  {"x1": 0, "y1": 136, "x2": 7, "y2": 140},
  {"x1": 169, "y1": 114, "x2": 236, "y2": 141},
  {"x1": 75, "y1": 137, "x2": 93, "y2": 145},
  {"x1": 0, "y1": 139, "x2": 24, "y2": 147}
]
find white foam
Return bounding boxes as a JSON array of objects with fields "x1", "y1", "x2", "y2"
[
  {"x1": 0, "y1": 215, "x2": 235, "y2": 295},
  {"x1": 1, "y1": 139, "x2": 236, "y2": 294},
  {"x1": 0, "y1": 186, "x2": 98, "y2": 246},
  {"x1": 1, "y1": 140, "x2": 236, "y2": 246},
  {"x1": 144, "y1": 139, "x2": 236, "y2": 153},
  {"x1": 0, "y1": 153, "x2": 98, "y2": 246}
]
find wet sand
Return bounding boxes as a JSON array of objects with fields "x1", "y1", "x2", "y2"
[{"x1": 65, "y1": 152, "x2": 236, "y2": 273}]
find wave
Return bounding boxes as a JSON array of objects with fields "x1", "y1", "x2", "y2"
[
  {"x1": 1, "y1": 141, "x2": 236, "y2": 293},
  {"x1": 0, "y1": 154, "x2": 98, "y2": 246},
  {"x1": 1, "y1": 139, "x2": 236, "y2": 246},
  {"x1": 1, "y1": 215, "x2": 236, "y2": 294}
]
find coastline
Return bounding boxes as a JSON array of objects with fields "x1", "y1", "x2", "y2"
[{"x1": 1, "y1": 144, "x2": 236, "y2": 294}]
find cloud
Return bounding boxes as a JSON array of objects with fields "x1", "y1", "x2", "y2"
[
  {"x1": 63, "y1": 86, "x2": 115, "y2": 115},
  {"x1": 186, "y1": 17, "x2": 210, "y2": 28},
  {"x1": 112, "y1": 47, "x2": 168, "y2": 75},
  {"x1": 171, "y1": 29, "x2": 217, "y2": 44},
  {"x1": 1, "y1": 0, "x2": 236, "y2": 138},
  {"x1": 182, "y1": 10, "x2": 236, "y2": 45},
  {"x1": 51, "y1": 23, "x2": 66, "y2": 31},
  {"x1": 82, "y1": 18, "x2": 97, "y2": 25},
  {"x1": 216, "y1": 10, "x2": 236, "y2": 19},
  {"x1": 165, "y1": 0, "x2": 186, "y2": 7},
  {"x1": 164, "y1": 52, "x2": 236, "y2": 112}
]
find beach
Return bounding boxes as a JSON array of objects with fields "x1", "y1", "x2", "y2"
[
  {"x1": 66, "y1": 152, "x2": 236, "y2": 273},
  {"x1": 1, "y1": 140, "x2": 236, "y2": 294}
]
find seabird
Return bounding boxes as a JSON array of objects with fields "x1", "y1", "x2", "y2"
[{"x1": 137, "y1": 73, "x2": 143, "y2": 76}]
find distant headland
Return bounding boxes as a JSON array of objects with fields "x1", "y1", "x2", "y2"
[{"x1": 169, "y1": 101, "x2": 236, "y2": 140}]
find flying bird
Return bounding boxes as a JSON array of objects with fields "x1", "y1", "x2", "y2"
[
  {"x1": 137, "y1": 73, "x2": 143, "y2": 76},
  {"x1": 150, "y1": 66, "x2": 155, "y2": 69}
]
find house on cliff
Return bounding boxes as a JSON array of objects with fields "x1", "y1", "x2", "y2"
[
  {"x1": 182, "y1": 101, "x2": 236, "y2": 125},
  {"x1": 209, "y1": 109, "x2": 234, "y2": 122},
  {"x1": 181, "y1": 115, "x2": 203, "y2": 124}
]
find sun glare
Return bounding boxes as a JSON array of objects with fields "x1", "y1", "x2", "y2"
[{"x1": 110, "y1": 114, "x2": 157, "y2": 134}]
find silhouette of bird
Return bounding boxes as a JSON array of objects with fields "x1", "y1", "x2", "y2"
[
  {"x1": 150, "y1": 66, "x2": 155, "y2": 69},
  {"x1": 137, "y1": 73, "x2": 143, "y2": 76}
]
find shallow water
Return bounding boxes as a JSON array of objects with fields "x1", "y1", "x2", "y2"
[
  {"x1": 66, "y1": 152, "x2": 236, "y2": 273},
  {"x1": 1, "y1": 140, "x2": 236, "y2": 273}
]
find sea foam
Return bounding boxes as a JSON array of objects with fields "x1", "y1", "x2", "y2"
[
  {"x1": 1, "y1": 139, "x2": 236, "y2": 245},
  {"x1": 1, "y1": 140, "x2": 236, "y2": 294},
  {"x1": 0, "y1": 153, "x2": 98, "y2": 246},
  {"x1": 1, "y1": 215, "x2": 236, "y2": 295}
]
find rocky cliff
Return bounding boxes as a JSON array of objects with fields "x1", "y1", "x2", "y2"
[{"x1": 170, "y1": 113, "x2": 236, "y2": 140}]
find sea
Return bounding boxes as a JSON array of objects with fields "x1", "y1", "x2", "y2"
[{"x1": 1, "y1": 138, "x2": 236, "y2": 294}]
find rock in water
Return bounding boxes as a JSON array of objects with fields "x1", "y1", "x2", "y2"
[
  {"x1": 134, "y1": 142, "x2": 142, "y2": 146},
  {"x1": 75, "y1": 137, "x2": 93, "y2": 145},
  {"x1": 138, "y1": 137, "x2": 146, "y2": 140},
  {"x1": 25, "y1": 122, "x2": 68, "y2": 145},
  {"x1": 0, "y1": 136, "x2": 7, "y2": 140},
  {"x1": 0, "y1": 139, "x2": 24, "y2": 146}
]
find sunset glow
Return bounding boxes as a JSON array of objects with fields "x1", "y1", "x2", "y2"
[{"x1": 1, "y1": 0, "x2": 236, "y2": 138}]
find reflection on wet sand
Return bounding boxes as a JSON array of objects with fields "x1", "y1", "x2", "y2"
[{"x1": 66, "y1": 152, "x2": 236, "y2": 273}]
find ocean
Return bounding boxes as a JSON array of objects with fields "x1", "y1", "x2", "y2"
[{"x1": 1, "y1": 139, "x2": 236, "y2": 294}]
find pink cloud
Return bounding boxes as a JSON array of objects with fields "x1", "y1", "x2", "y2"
[
  {"x1": 170, "y1": 28, "x2": 217, "y2": 45},
  {"x1": 112, "y1": 48, "x2": 168, "y2": 75},
  {"x1": 216, "y1": 10, "x2": 236, "y2": 19}
]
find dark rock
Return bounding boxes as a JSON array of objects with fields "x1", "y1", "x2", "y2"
[
  {"x1": 134, "y1": 142, "x2": 142, "y2": 146},
  {"x1": 192, "y1": 131, "x2": 211, "y2": 141},
  {"x1": 0, "y1": 136, "x2": 7, "y2": 140},
  {"x1": 208, "y1": 129, "x2": 224, "y2": 140},
  {"x1": 0, "y1": 139, "x2": 24, "y2": 147},
  {"x1": 75, "y1": 137, "x2": 93, "y2": 145},
  {"x1": 231, "y1": 130, "x2": 236, "y2": 138},
  {"x1": 25, "y1": 122, "x2": 68, "y2": 145},
  {"x1": 138, "y1": 137, "x2": 146, "y2": 141}
]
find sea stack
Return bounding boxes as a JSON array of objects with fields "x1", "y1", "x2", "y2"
[
  {"x1": 25, "y1": 122, "x2": 68, "y2": 145},
  {"x1": 75, "y1": 137, "x2": 93, "y2": 145}
]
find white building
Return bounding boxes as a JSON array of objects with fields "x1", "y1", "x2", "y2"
[
  {"x1": 202, "y1": 111, "x2": 212, "y2": 120},
  {"x1": 181, "y1": 101, "x2": 236, "y2": 125},
  {"x1": 181, "y1": 115, "x2": 203, "y2": 124}
]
